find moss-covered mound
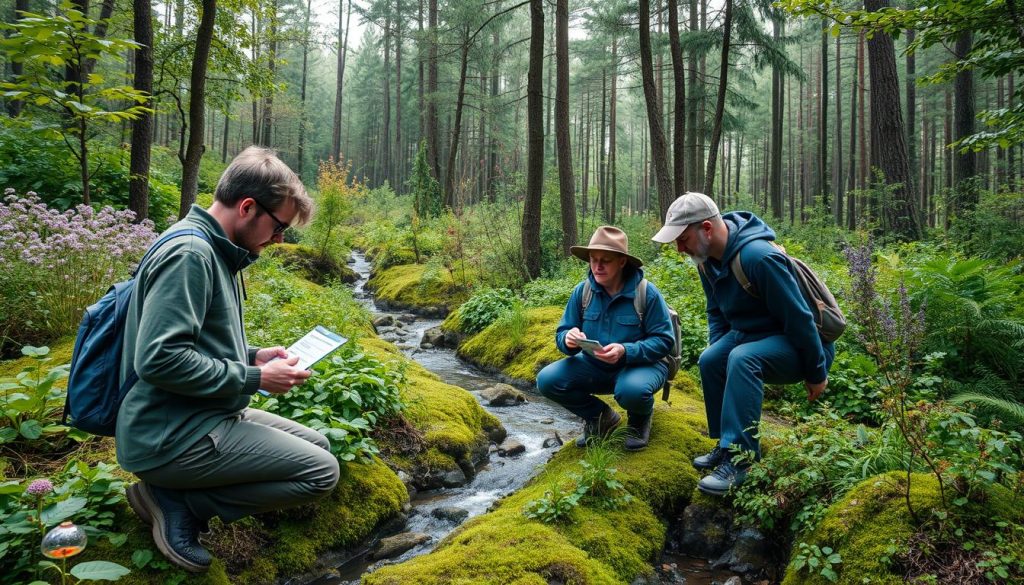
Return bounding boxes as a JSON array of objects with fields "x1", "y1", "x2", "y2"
[
  {"x1": 781, "y1": 472, "x2": 941, "y2": 585},
  {"x1": 366, "y1": 263, "x2": 473, "y2": 315},
  {"x1": 454, "y1": 306, "x2": 565, "y2": 381},
  {"x1": 360, "y1": 337, "x2": 503, "y2": 480},
  {"x1": 264, "y1": 243, "x2": 359, "y2": 285},
  {"x1": 363, "y1": 390, "x2": 712, "y2": 584}
]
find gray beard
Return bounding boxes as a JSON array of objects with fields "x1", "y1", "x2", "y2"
[{"x1": 689, "y1": 254, "x2": 707, "y2": 267}]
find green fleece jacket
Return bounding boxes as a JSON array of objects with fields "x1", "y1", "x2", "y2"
[{"x1": 115, "y1": 206, "x2": 262, "y2": 472}]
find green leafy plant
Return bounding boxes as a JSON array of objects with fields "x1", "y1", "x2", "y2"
[
  {"x1": 791, "y1": 541, "x2": 843, "y2": 583},
  {"x1": 256, "y1": 347, "x2": 406, "y2": 462},
  {"x1": 0, "y1": 346, "x2": 76, "y2": 445},
  {"x1": 522, "y1": 482, "x2": 582, "y2": 523},
  {"x1": 459, "y1": 288, "x2": 517, "y2": 334}
]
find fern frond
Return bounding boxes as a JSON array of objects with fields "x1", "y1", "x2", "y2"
[{"x1": 950, "y1": 392, "x2": 1024, "y2": 425}]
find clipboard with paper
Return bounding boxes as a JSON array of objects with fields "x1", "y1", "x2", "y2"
[{"x1": 257, "y1": 326, "x2": 347, "y2": 396}]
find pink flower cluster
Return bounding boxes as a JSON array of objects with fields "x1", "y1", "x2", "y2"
[
  {"x1": 0, "y1": 191, "x2": 159, "y2": 342},
  {"x1": 25, "y1": 478, "x2": 54, "y2": 496}
]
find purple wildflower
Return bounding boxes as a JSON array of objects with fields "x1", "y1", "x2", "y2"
[{"x1": 26, "y1": 478, "x2": 53, "y2": 496}]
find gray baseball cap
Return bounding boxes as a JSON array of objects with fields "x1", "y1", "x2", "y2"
[{"x1": 651, "y1": 192, "x2": 720, "y2": 243}]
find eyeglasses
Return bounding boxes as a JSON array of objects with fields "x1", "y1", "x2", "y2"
[{"x1": 253, "y1": 199, "x2": 289, "y2": 235}]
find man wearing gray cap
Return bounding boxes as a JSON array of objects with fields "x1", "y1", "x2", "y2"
[{"x1": 652, "y1": 192, "x2": 834, "y2": 495}]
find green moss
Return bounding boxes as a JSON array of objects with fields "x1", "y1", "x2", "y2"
[
  {"x1": 263, "y1": 243, "x2": 358, "y2": 285},
  {"x1": 362, "y1": 391, "x2": 713, "y2": 583},
  {"x1": 0, "y1": 337, "x2": 75, "y2": 377},
  {"x1": 782, "y1": 472, "x2": 943, "y2": 585},
  {"x1": 83, "y1": 458, "x2": 405, "y2": 585},
  {"x1": 457, "y1": 306, "x2": 565, "y2": 382},
  {"x1": 359, "y1": 337, "x2": 502, "y2": 475},
  {"x1": 366, "y1": 263, "x2": 471, "y2": 312}
]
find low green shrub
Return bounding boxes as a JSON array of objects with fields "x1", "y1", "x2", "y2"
[
  {"x1": 459, "y1": 288, "x2": 517, "y2": 334},
  {"x1": 0, "y1": 346, "x2": 83, "y2": 447},
  {"x1": 254, "y1": 346, "x2": 406, "y2": 463}
]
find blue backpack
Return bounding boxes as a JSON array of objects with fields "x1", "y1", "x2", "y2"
[{"x1": 63, "y1": 229, "x2": 210, "y2": 436}]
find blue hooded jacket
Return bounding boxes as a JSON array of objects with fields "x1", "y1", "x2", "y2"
[
  {"x1": 554, "y1": 266, "x2": 674, "y2": 370},
  {"x1": 698, "y1": 211, "x2": 830, "y2": 384}
]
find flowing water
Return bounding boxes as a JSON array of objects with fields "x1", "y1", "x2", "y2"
[
  {"x1": 324, "y1": 253, "x2": 734, "y2": 584},
  {"x1": 327, "y1": 253, "x2": 579, "y2": 583}
]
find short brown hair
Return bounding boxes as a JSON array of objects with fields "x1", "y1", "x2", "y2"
[{"x1": 214, "y1": 146, "x2": 314, "y2": 226}]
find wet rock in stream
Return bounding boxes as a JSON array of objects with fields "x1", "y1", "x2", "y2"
[
  {"x1": 369, "y1": 532, "x2": 431, "y2": 560},
  {"x1": 430, "y1": 507, "x2": 469, "y2": 524},
  {"x1": 479, "y1": 383, "x2": 527, "y2": 406},
  {"x1": 496, "y1": 439, "x2": 525, "y2": 457}
]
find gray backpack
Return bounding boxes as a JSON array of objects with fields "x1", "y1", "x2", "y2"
[
  {"x1": 580, "y1": 279, "x2": 682, "y2": 401},
  {"x1": 729, "y1": 242, "x2": 846, "y2": 343}
]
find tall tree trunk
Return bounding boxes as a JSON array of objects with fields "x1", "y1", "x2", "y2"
[
  {"x1": 394, "y1": 6, "x2": 403, "y2": 191},
  {"x1": 179, "y1": 0, "x2": 216, "y2": 217},
  {"x1": 609, "y1": 38, "x2": 618, "y2": 223},
  {"x1": 599, "y1": 67, "x2": 607, "y2": 215},
  {"x1": 906, "y1": 29, "x2": 917, "y2": 214},
  {"x1": 686, "y1": 0, "x2": 699, "y2": 190},
  {"x1": 444, "y1": 29, "x2": 471, "y2": 208},
  {"x1": 332, "y1": 0, "x2": 347, "y2": 161},
  {"x1": 864, "y1": 0, "x2": 920, "y2": 240},
  {"x1": 834, "y1": 31, "x2": 843, "y2": 224},
  {"x1": 847, "y1": 33, "x2": 859, "y2": 229},
  {"x1": 696, "y1": 0, "x2": 707, "y2": 190},
  {"x1": 668, "y1": 0, "x2": 686, "y2": 198},
  {"x1": 426, "y1": 0, "x2": 441, "y2": 179},
  {"x1": 858, "y1": 31, "x2": 868, "y2": 213},
  {"x1": 769, "y1": 15, "x2": 783, "y2": 219},
  {"x1": 702, "y1": 0, "x2": 732, "y2": 196},
  {"x1": 953, "y1": 31, "x2": 977, "y2": 214},
  {"x1": 488, "y1": 28, "x2": 500, "y2": 201},
  {"x1": 261, "y1": 0, "x2": 278, "y2": 146},
  {"x1": 297, "y1": 0, "x2": 312, "y2": 177},
  {"x1": 639, "y1": 0, "x2": 674, "y2": 217},
  {"x1": 129, "y1": 0, "x2": 153, "y2": 222},
  {"x1": 819, "y1": 17, "x2": 829, "y2": 207},
  {"x1": 381, "y1": 12, "x2": 392, "y2": 187},
  {"x1": 82, "y1": 0, "x2": 115, "y2": 79},
  {"x1": 555, "y1": 0, "x2": 577, "y2": 254},
  {"x1": 523, "y1": 0, "x2": 544, "y2": 278},
  {"x1": 221, "y1": 104, "x2": 229, "y2": 162}
]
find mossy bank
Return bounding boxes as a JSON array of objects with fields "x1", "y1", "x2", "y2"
[{"x1": 366, "y1": 262, "x2": 475, "y2": 316}]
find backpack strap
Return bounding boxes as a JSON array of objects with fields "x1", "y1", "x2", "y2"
[
  {"x1": 580, "y1": 279, "x2": 593, "y2": 312},
  {"x1": 730, "y1": 250, "x2": 759, "y2": 298},
  {"x1": 634, "y1": 278, "x2": 647, "y2": 323},
  {"x1": 579, "y1": 278, "x2": 648, "y2": 323},
  {"x1": 133, "y1": 228, "x2": 211, "y2": 277}
]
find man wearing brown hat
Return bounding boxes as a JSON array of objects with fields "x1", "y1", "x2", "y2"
[
  {"x1": 652, "y1": 193, "x2": 834, "y2": 495},
  {"x1": 537, "y1": 226, "x2": 675, "y2": 450}
]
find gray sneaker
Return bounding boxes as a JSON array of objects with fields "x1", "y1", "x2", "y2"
[{"x1": 697, "y1": 458, "x2": 749, "y2": 496}]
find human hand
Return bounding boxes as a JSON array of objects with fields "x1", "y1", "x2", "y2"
[
  {"x1": 593, "y1": 343, "x2": 625, "y2": 365},
  {"x1": 254, "y1": 346, "x2": 288, "y2": 366},
  {"x1": 564, "y1": 327, "x2": 585, "y2": 349},
  {"x1": 258, "y1": 355, "x2": 311, "y2": 394},
  {"x1": 805, "y1": 379, "x2": 828, "y2": 402}
]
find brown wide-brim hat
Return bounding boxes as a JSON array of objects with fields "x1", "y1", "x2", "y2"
[{"x1": 569, "y1": 225, "x2": 643, "y2": 268}]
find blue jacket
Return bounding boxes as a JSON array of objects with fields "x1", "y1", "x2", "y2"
[
  {"x1": 698, "y1": 211, "x2": 830, "y2": 384},
  {"x1": 555, "y1": 266, "x2": 674, "y2": 369}
]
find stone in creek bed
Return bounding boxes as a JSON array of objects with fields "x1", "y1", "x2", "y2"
[
  {"x1": 542, "y1": 431, "x2": 563, "y2": 448},
  {"x1": 479, "y1": 383, "x2": 527, "y2": 407},
  {"x1": 497, "y1": 439, "x2": 525, "y2": 457},
  {"x1": 373, "y1": 315, "x2": 395, "y2": 327},
  {"x1": 430, "y1": 506, "x2": 469, "y2": 524},
  {"x1": 369, "y1": 532, "x2": 431, "y2": 560}
]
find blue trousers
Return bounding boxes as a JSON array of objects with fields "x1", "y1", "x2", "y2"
[
  {"x1": 536, "y1": 354, "x2": 667, "y2": 420},
  {"x1": 698, "y1": 331, "x2": 835, "y2": 455}
]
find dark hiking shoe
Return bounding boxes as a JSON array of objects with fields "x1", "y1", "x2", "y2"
[
  {"x1": 128, "y1": 481, "x2": 212, "y2": 572},
  {"x1": 692, "y1": 446, "x2": 727, "y2": 470},
  {"x1": 128, "y1": 482, "x2": 211, "y2": 536},
  {"x1": 574, "y1": 406, "x2": 622, "y2": 447},
  {"x1": 697, "y1": 457, "x2": 750, "y2": 496},
  {"x1": 623, "y1": 414, "x2": 652, "y2": 451}
]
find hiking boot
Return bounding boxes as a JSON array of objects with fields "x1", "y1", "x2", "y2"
[
  {"x1": 623, "y1": 414, "x2": 652, "y2": 451},
  {"x1": 697, "y1": 457, "x2": 750, "y2": 496},
  {"x1": 574, "y1": 406, "x2": 622, "y2": 447},
  {"x1": 127, "y1": 482, "x2": 212, "y2": 572},
  {"x1": 128, "y1": 483, "x2": 211, "y2": 536},
  {"x1": 692, "y1": 445, "x2": 727, "y2": 470}
]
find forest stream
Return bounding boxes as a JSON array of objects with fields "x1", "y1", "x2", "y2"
[{"x1": 314, "y1": 253, "x2": 737, "y2": 585}]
